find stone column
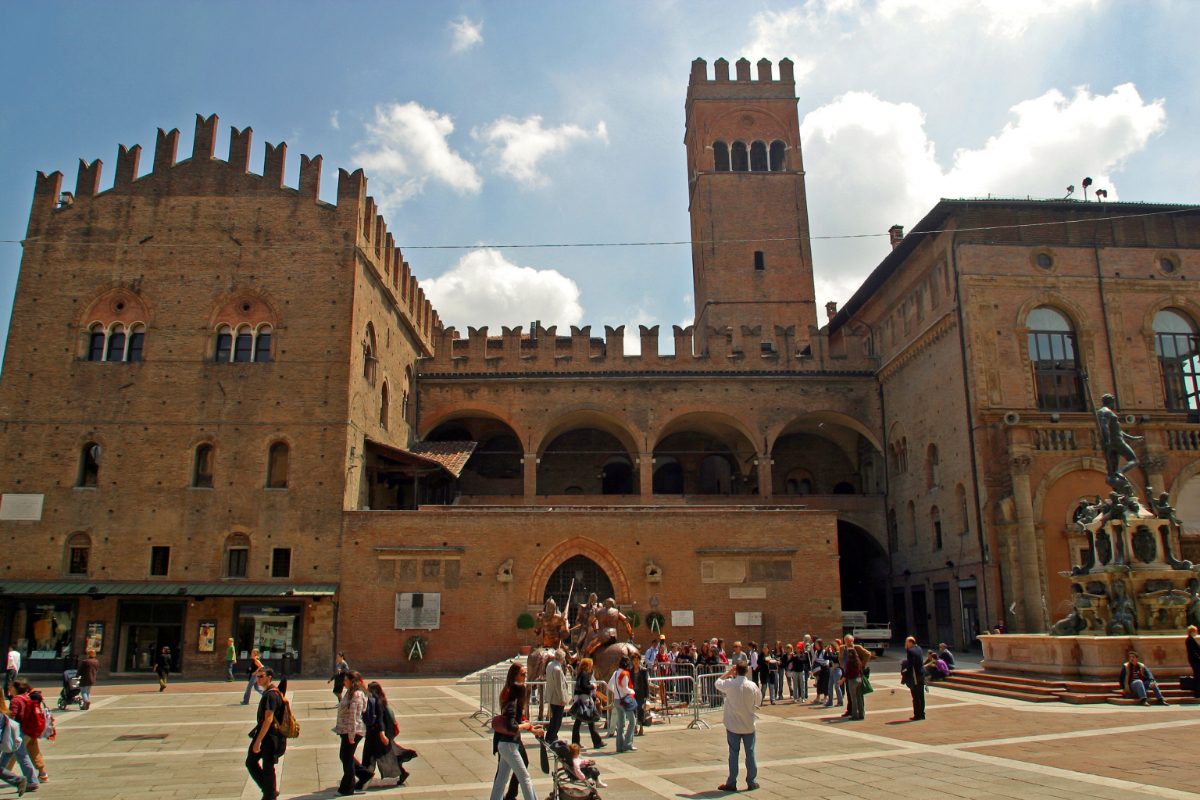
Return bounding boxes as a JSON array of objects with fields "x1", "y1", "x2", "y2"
[
  {"x1": 523, "y1": 453, "x2": 538, "y2": 500},
  {"x1": 638, "y1": 453, "x2": 654, "y2": 499},
  {"x1": 756, "y1": 456, "x2": 773, "y2": 498},
  {"x1": 1009, "y1": 453, "x2": 1045, "y2": 632},
  {"x1": 1143, "y1": 453, "x2": 1167, "y2": 499}
]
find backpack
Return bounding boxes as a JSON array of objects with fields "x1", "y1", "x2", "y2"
[
  {"x1": 12, "y1": 693, "x2": 48, "y2": 739},
  {"x1": 270, "y1": 690, "x2": 300, "y2": 739}
]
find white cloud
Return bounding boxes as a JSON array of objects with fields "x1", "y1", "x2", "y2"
[
  {"x1": 421, "y1": 249, "x2": 583, "y2": 332},
  {"x1": 621, "y1": 308, "x2": 656, "y2": 356},
  {"x1": 353, "y1": 102, "x2": 482, "y2": 208},
  {"x1": 329, "y1": 110, "x2": 340, "y2": 130},
  {"x1": 474, "y1": 116, "x2": 608, "y2": 187},
  {"x1": 449, "y1": 16, "x2": 483, "y2": 52},
  {"x1": 876, "y1": 0, "x2": 1101, "y2": 38},
  {"x1": 801, "y1": 83, "x2": 1166, "y2": 313}
]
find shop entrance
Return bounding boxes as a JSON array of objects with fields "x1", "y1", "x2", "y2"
[
  {"x1": 235, "y1": 603, "x2": 304, "y2": 675},
  {"x1": 116, "y1": 602, "x2": 184, "y2": 673}
]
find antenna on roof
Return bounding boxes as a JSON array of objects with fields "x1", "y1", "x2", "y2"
[
  {"x1": 1064, "y1": 185, "x2": 1075, "y2": 200},
  {"x1": 1081, "y1": 176, "x2": 1093, "y2": 201}
]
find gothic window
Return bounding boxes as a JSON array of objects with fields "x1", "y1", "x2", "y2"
[
  {"x1": 363, "y1": 323, "x2": 378, "y2": 385},
  {"x1": 380, "y1": 382, "x2": 390, "y2": 429},
  {"x1": 749, "y1": 140, "x2": 768, "y2": 171},
  {"x1": 731, "y1": 141, "x2": 749, "y2": 172},
  {"x1": 214, "y1": 325, "x2": 233, "y2": 362},
  {"x1": 225, "y1": 533, "x2": 249, "y2": 578},
  {"x1": 713, "y1": 140, "x2": 730, "y2": 171},
  {"x1": 214, "y1": 323, "x2": 272, "y2": 363},
  {"x1": 105, "y1": 324, "x2": 126, "y2": 361},
  {"x1": 234, "y1": 326, "x2": 254, "y2": 362},
  {"x1": 266, "y1": 441, "x2": 289, "y2": 489},
  {"x1": 931, "y1": 506, "x2": 943, "y2": 550},
  {"x1": 66, "y1": 533, "x2": 90, "y2": 576},
  {"x1": 1026, "y1": 307, "x2": 1086, "y2": 411},
  {"x1": 253, "y1": 324, "x2": 272, "y2": 363},
  {"x1": 77, "y1": 442, "x2": 100, "y2": 488},
  {"x1": 769, "y1": 140, "x2": 786, "y2": 171},
  {"x1": 192, "y1": 443, "x2": 214, "y2": 488},
  {"x1": 88, "y1": 325, "x2": 106, "y2": 361},
  {"x1": 1153, "y1": 308, "x2": 1199, "y2": 411}
]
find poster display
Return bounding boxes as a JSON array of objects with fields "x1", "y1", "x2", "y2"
[
  {"x1": 198, "y1": 620, "x2": 216, "y2": 652},
  {"x1": 85, "y1": 621, "x2": 104, "y2": 654}
]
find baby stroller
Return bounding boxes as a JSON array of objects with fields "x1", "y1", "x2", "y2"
[
  {"x1": 540, "y1": 738, "x2": 602, "y2": 800},
  {"x1": 58, "y1": 669, "x2": 84, "y2": 710}
]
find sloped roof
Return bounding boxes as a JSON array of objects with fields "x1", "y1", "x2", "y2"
[{"x1": 409, "y1": 441, "x2": 478, "y2": 477}]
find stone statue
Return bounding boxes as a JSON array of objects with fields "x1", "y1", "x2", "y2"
[
  {"x1": 496, "y1": 558, "x2": 514, "y2": 583},
  {"x1": 1097, "y1": 394, "x2": 1142, "y2": 492},
  {"x1": 527, "y1": 597, "x2": 569, "y2": 682},
  {"x1": 1107, "y1": 579, "x2": 1138, "y2": 635},
  {"x1": 645, "y1": 560, "x2": 662, "y2": 582},
  {"x1": 1048, "y1": 586, "x2": 1088, "y2": 636}
]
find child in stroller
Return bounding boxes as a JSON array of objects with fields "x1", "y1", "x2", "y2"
[
  {"x1": 58, "y1": 668, "x2": 84, "y2": 711},
  {"x1": 541, "y1": 738, "x2": 605, "y2": 799}
]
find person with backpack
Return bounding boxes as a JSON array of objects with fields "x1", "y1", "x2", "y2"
[
  {"x1": 245, "y1": 667, "x2": 287, "y2": 800},
  {"x1": 0, "y1": 693, "x2": 30, "y2": 795},
  {"x1": 7, "y1": 680, "x2": 48, "y2": 785}
]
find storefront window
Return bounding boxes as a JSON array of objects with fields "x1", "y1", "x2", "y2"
[
  {"x1": 11, "y1": 600, "x2": 76, "y2": 663},
  {"x1": 236, "y1": 604, "x2": 303, "y2": 670}
]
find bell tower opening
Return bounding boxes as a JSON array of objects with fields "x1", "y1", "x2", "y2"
[{"x1": 684, "y1": 57, "x2": 817, "y2": 349}]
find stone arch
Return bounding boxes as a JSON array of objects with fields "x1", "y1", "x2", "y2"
[
  {"x1": 1031, "y1": 456, "x2": 1107, "y2": 520},
  {"x1": 1014, "y1": 292, "x2": 1091, "y2": 333},
  {"x1": 1139, "y1": 295, "x2": 1200, "y2": 337},
  {"x1": 535, "y1": 408, "x2": 642, "y2": 459},
  {"x1": 79, "y1": 286, "x2": 151, "y2": 328},
  {"x1": 419, "y1": 403, "x2": 524, "y2": 443},
  {"x1": 709, "y1": 106, "x2": 793, "y2": 143},
  {"x1": 766, "y1": 410, "x2": 882, "y2": 456},
  {"x1": 1031, "y1": 459, "x2": 1108, "y2": 618},
  {"x1": 208, "y1": 287, "x2": 280, "y2": 329},
  {"x1": 651, "y1": 410, "x2": 759, "y2": 455},
  {"x1": 526, "y1": 536, "x2": 632, "y2": 606}
]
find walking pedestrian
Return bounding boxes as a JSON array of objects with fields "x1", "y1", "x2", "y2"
[
  {"x1": 245, "y1": 667, "x2": 286, "y2": 800},
  {"x1": 1186, "y1": 625, "x2": 1200, "y2": 698},
  {"x1": 609, "y1": 657, "x2": 637, "y2": 753},
  {"x1": 4, "y1": 647, "x2": 18, "y2": 700},
  {"x1": 902, "y1": 636, "x2": 926, "y2": 720},
  {"x1": 225, "y1": 638, "x2": 237, "y2": 682},
  {"x1": 843, "y1": 646, "x2": 865, "y2": 720},
  {"x1": 328, "y1": 652, "x2": 350, "y2": 702},
  {"x1": 7, "y1": 681, "x2": 48, "y2": 785},
  {"x1": 490, "y1": 662, "x2": 543, "y2": 800},
  {"x1": 241, "y1": 648, "x2": 265, "y2": 705},
  {"x1": 632, "y1": 653, "x2": 650, "y2": 735},
  {"x1": 715, "y1": 662, "x2": 761, "y2": 792},
  {"x1": 78, "y1": 648, "x2": 100, "y2": 710},
  {"x1": 154, "y1": 646, "x2": 171, "y2": 692},
  {"x1": 543, "y1": 649, "x2": 570, "y2": 742},
  {"x1": 334, "y1": 670, "x2": 370, "y2": 795},
  {"x1": 360, "y1": 681, "x2": 407, "y2": 787},
  {"x1": 569, "y1": 658, "x2": 604, "y2": 750},
  {"x1": 0, "y1": 691, "x2": 36, "y2": 793},
  {"x1": 0, "y1": 692, "x2": 29, "y2": 796}
]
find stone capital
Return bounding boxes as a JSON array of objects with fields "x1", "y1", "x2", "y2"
[{"x1": 1009, "y1": 454, "x2": 1033, "y2": 475}]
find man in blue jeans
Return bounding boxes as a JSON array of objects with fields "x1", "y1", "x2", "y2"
[{"x1": 715, "y1": 662, "x2": 762, "y2": 792}]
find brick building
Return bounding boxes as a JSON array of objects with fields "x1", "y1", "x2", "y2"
[{"x1": 1, "y1": 58, "x2": 1197, "y2": 677}]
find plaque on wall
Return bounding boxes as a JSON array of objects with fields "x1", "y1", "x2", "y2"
[
  {"x1": 734, "y1": 611, "x2": 763, "y2": 626},
  {"x1": 671, "y1": 610, "x2": 694, "y2": 627},
  {"x1": 0, "y1": 494, "x2": 44, "y2": 521},
  {"x1": 395, "y1": 592, "x2": 441, "y2": 630}
]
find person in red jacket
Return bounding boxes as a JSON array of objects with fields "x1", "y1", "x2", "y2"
[{"x1": 8, "y1": 680, "x2": 48, "y2": 784}]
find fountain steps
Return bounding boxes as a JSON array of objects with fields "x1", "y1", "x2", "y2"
[{"x1": 943, "y1": 670, "x2": 1200, "y2": 705}]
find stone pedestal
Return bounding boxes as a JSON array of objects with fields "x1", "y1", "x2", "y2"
[{"x1": 981, "y1": 633, "x2": 1191, "y2": 679}]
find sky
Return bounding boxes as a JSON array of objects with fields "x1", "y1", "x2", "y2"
[{"x1": 1, "y1": 0, "x2": 1198, "y2": 366}]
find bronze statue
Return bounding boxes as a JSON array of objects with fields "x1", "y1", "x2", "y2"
[
  {"x1": 1107, "y1": 579, "x2": 1138, "y2": 635},
  {"x1": 1097, "y1": 394, "x2": 1142, "y2": 492},
  {"x1": 527, "y1": 598, "x2": 569, "y2": 682},
  {"x1": 571, "y1": 592, "x2": 603, "y2": 654}
]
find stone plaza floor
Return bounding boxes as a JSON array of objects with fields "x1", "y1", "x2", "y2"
[{"x1": 16, "y1": 667, "x2": 1199, "y2": 800}]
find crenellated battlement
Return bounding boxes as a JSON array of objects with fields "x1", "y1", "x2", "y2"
[
  {"x1": 419, "y1": 321, "x2": 876, "y2": 376},
  {"x1": 27, "y1": 113, "x2": 440, "y2": 350},
  {"x1": 688, "y1": 57, "x2": 795, "y2": 86}
]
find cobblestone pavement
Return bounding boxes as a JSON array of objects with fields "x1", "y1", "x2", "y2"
[{"x1": 15, "y1": 673, "x2": 1198, "y2": 799}]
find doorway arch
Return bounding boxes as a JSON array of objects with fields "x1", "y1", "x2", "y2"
[
  {"x1": 542, "y1": 555, "x2": 615, "y2": 606},
  {"x1": 527, "y1": 537, "x2": 632, "y2": 605},
  {"x1": 838, "y1": 520, "x2": 889, "y2": 625}
]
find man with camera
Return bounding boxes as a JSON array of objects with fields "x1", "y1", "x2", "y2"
[{"x1": 714, "y1": 662, "x2": 761, "y2": 792}]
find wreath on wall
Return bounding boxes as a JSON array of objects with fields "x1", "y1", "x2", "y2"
[
  {"x1": 645, "y1": 612, "x2": 665, "y2": 633},
  {"x1": 405, "y1": 635, "x2": 428, "y2": 661}
]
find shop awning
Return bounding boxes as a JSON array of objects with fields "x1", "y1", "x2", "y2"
[
  {"x1": 366, "y1": 439, "x2": 477, "y2": 478},
  {"x1": 0, "y1": 581, "x2": 338, "y2": 598}
]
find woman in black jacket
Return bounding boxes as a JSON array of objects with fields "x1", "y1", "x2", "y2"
[
  {"x1": 360, "y1": 681, "x2": 407, "y2": 787},
  {"x1": 570, "y1": 657, "x2": 604, "y2": 749},
  {"x1": 154, "y1": 646, "x2": 171, "y2": 692},
  {"x1": 632, "y1": 653, "x2": 651, "y2": 735},
  {"x1": 490, "y1": 662, "x2": 542, "y2": 800}
]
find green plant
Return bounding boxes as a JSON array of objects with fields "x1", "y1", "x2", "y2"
[
  {"x1": 404, "y1": 635, "x2": 428, "y2": 661},
  {"x1": 516, "y1": 612, "x2": 536, "y2": 630}
]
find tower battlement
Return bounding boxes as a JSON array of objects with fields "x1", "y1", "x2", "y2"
[
  {"x1": 26, "y1": 113, "x2": 439, "y2": 351},
  {"x1": 689, "y1": 57, "x2": 795, "y2": 85}
]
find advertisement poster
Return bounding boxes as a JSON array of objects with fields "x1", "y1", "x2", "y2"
[
  {"x1": 85, "y1": 621, "x2": 104, "y2": 654},
  {"x1": 198, "y1": 620, "x2": 216, "y2": 653}
]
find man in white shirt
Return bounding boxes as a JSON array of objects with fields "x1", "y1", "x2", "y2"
[
  {"x1": 714, "y1": 662, "x2": 761, "y2": 792},
  {"x1": 5, "y1": 647, "x2": 19, "y2": 698}
]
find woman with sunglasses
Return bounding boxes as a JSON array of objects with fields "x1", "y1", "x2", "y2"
[{"x1": 490, "y1": 662, "x2": 543, "y2": 800}]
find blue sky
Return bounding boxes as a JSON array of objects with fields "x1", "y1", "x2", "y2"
[{"x1": 1, "y1": 1, "x2": 1197, "y2": 367}]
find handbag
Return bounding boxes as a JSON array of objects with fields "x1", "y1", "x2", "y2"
[
  {"x1": 861, "y1": 674, "x2": 874, "y2": 695},
  {"x1": 491, "y1": 714, "x2": 516, "y2": 736},
  {"x1": 619, "y1": 694, "x2": 637, "y2": 711}
]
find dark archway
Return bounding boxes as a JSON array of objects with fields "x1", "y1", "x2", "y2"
[
  {"x1": 601, "y1": 460, "x2": 634, "y2": 495},
  {"x1": 653, "y1": 460, "x2": 684, "y2": 494},
  {"x1": 838, "y1": 520, "x2": 889, "y2": 626},
  {"x1": 426, "y1": 417, "x2": 523, "y2": 496},
  {"x1": 543, "y1": 555, "x2": 615, "y2": 608}
]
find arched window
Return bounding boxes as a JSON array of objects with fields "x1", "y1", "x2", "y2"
[
  {"x1": 87, "y1": 324, "x2": 106, "y2": 361},
  {"x1": 192, "y1": 443, "x2": 214, "y2": 488},
  {"x1": 380, "y1": 382, "x2": 390, "y2": 429},
  {"x1": 126, "y1": 324, "x2": 145, "y2": 361},
  {"x1": 105, "y1": 324, "x2": 126, "y2": 361},
  {"x1": 731, "y1": 141, "x2": 749, "y2": 172},
  {"x1": 214, "y1": 325, "x2": 233, "y2": 362},
  {"x1": 931, "y1": 506, "x2": 943, "y2": 550},
  {"x1": 1026, "y1": 307, "x2": 1085, "y2": 411},
  {"x1": 1153, "y1": 308, "x2": 1199, "y2": 410},
  {"x1": 233, "y1": 325, "x2": 254, "y2": 363},
  {"x1": 363, "y1": 323, "x2": 378, "y2": 385},
  {"x1": 78, "y1": 442, "x2": 100, "y2": 488},
  {"x1": 749, "y1": 140, "x2": 768, "y2": 171},
  {"x1": 254, "y1": 324, "x2": 273, "y2": 363},
  {"x1": 907, "y1": 500, "x2": 917, "y2": 546},
  {"x1": 66, "y1": 533, "x2": 91, "y2": 576},
  {"x1": 224, "y1": 532, "x2": 249, "y2": 579},
  {"x1": 266, "y1": 442, "x2": 289, "y2": 489},
  {"x1": 713, "y1": 140, "x2": 730, "y2": 171},
  {"x1": 769, "y1": 140, "x2": 786, "y2": 171},
  {"x1": 926, "y1": 444, "x2": 940, "y2": 489}
]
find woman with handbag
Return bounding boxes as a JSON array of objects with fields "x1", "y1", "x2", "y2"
[
  {"x1": 358, "y1": 681, "x2": 411, "y2": 787},
  {"x1": 334, "y1": 671, "x2": 371, "y2": 796},
  {"x1": 490, "y1": 662, "x2": 542, "y2": 800},
  {"x1": 609, "y1": 657, "x2": 637, "y2": 753},
  {"x1": 569, "y1": 657, "x2": 604, "y2": 750}
]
